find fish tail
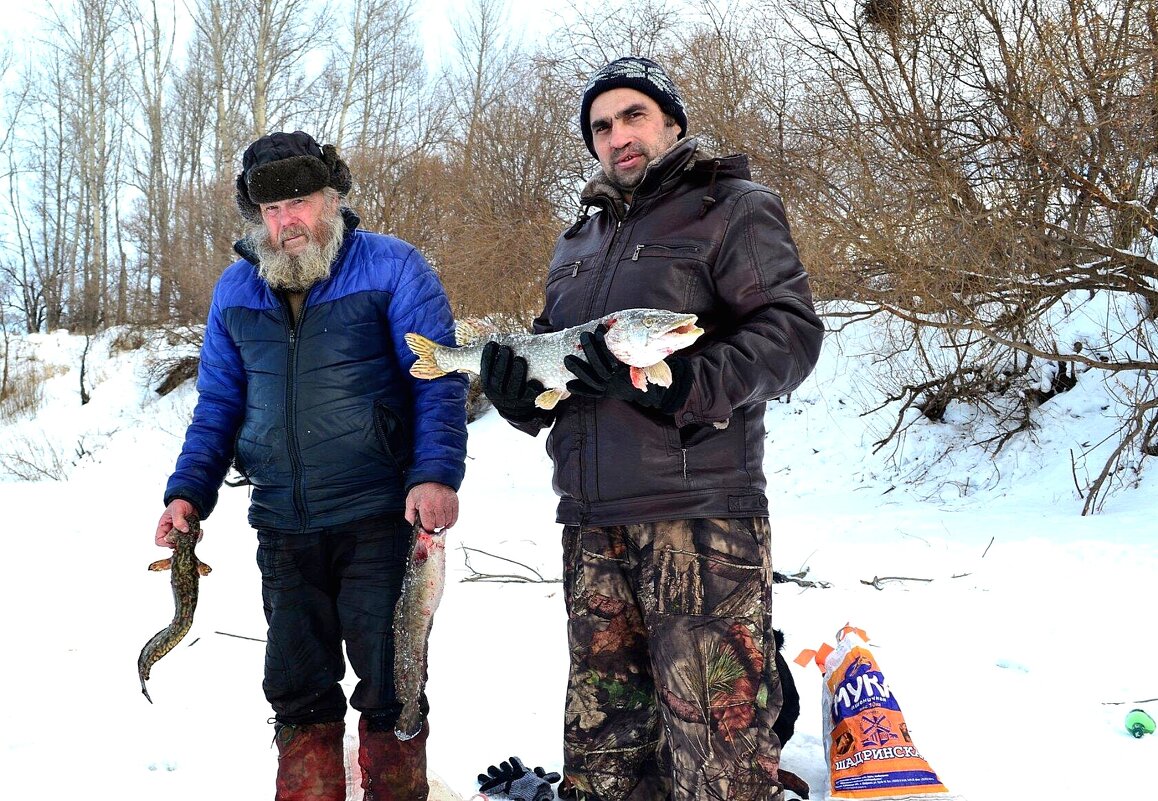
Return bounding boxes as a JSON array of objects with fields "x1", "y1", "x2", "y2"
[
  {"x1": 395, "y1": 704, "x2": 421, "y2": 740},
  {"x1": 405, "y1": 333, "x2": 449, "y2": 379}
]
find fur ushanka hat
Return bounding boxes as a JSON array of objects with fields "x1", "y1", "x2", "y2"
[{"x1": 235, "y1": 131, "x2": 352, "y2": 223}]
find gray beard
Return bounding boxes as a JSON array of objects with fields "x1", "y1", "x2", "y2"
[{"x1": 248, "y1": 209, "x2": 346, "y2": 292}]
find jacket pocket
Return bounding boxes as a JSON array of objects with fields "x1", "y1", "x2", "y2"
[
  {"x1": 667, "y1": 418, "x2": 746, "y2": 490},
  {"x1": 545, "y1": 252, "x2": 598, "y2": 291},
  {"x1": 372, "y1": 400, "x2": 412, "y2": 469},
  {"x1": 229, "y1": 430, "x2": 253, "y2": 486},
  {"x1": 233, "y1": 423, "x2": 282, "y2": 487},
  {"x1": 607, "y1": 239, "x2": 713, "y2": 314},
  {"x1": 627, "y1": 242, "x2": 703, "y2": 261}
]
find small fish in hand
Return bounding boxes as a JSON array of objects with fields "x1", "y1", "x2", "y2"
[
  {"x1": 138, "y1": 518, "x2": 211, "y2": 703},
  {"x1": 393, "y1": 519, "x2": 447, "y2": 740},
  {"x1": 405, "y1": 308, "x2": 703, "y2": 409}
]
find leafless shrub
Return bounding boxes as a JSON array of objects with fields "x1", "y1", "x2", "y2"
[
  {"x1": 0, "y1": 358, "x2": 67, "y2": 421},
  {"x1": 0, "y1": 435, "x2": 73, "y2": 481},
  {"x1": 108, "y1": 326, "x2": 147, "y2": 354},
  {"x1": 775, "y1": 0, "x2": 1158, "y2": 511},
  {"x1": 153, "y1": 356, "x2": 200, "y2": 397}
]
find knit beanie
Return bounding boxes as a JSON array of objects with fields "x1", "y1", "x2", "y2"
[
  {"x1": 579, "y1": 56, "x2": 687, "y2": 157},
  {"x1": 235, "y1": 131, "x2": 352, "y2": 223}
]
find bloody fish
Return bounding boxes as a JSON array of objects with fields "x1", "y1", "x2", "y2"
[{"x1": 393, "y1": 520, "x2": 447, "y2": 740}]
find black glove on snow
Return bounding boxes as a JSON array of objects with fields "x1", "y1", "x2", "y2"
[
  {"x1": 479, "y1": 341, "x2": 550, "y2": 423},
  {"x1": 564, "y1": 325, "x2": 693, "y2": 414},
  {"x1": 477, "y1": 756, "x2": 561, "y2": 801}
]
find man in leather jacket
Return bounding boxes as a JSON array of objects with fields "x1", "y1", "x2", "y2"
[
  {"x1": 154, "y1": 131, "x2": 467, "y2": 800},
  {"x1": 480, "y1": 58, "x2": 823, "y2": 801}
]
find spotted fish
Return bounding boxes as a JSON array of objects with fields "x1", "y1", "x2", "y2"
[
  {"x1": 138, "y1": 518, "x2": 212, "y2": 703},
  {"x1": 405, "y1": 308, "x2": 703, "y2": 409},
  {"x1": 393, "y1": 520, "x2": 446, "y2": 740}
]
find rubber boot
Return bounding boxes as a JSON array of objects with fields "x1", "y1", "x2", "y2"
[
  {"x1": 273, "y1": 720, "x2": 346, "y2": 801},
  {"x1": 358, "y1": 716, "x2": 429, "y2": 801}
]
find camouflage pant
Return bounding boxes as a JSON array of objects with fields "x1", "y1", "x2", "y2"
[{"x1": 560, "y1": 518, "x2": 785, "y2": 801}]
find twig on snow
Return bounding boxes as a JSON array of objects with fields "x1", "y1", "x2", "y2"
[
  {"x1": 215, "y1": 630, "x2": 266, "y2": 643},
  {"x1": 459, "y1": 545, "x2": 561, "y2": 584},
  {"x1": 860, "y1": 575, "x2": 934, "y2": 590},
  {"x1": 773, "y1": 569, "x2": 831, "y2": 589}
]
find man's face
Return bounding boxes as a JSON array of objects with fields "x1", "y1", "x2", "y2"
[
  {"x1": 250, "y1": 188, "x2": 344, "y2": 292},
  {"x1": 589, "y1": 88, "x2": 681, "y2": 197},
  {"x1": 258, "y1": 189, "x2": 335, "y2": 256}
]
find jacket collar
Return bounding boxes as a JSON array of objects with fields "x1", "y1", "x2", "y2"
[
  {"x1": 562, "y1": 139, "x2": 753, "y2": 237},
  {"x1": 578, "y1": 137, "x2": 701, "y2": 219}
]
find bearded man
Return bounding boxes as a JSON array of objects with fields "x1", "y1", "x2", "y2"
[{"x1": 155, "y1": 131, "x2": 467, "y2": 800}]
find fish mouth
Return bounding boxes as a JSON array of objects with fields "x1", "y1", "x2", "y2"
[{"x1": 661, "y1": 315, "x2": 703, "y2": 339}]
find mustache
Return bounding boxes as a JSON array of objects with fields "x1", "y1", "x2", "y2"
[
  {"x1": 279, "y1": 225, "x2": 310, "y2": 244},
  {"x1": 612, "y1": 146, "x2": 644, "y2": 162}
]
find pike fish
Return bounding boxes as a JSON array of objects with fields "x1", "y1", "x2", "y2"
[
  {"x1": 138, "y1": 519, "x2": 212, "y2": 703},
  {"x1": 393, "y1": 520, "x2": 447, "y2": 740},
  {"x1": 405, "y1": 308, "x2": 704, "y2": 409}
]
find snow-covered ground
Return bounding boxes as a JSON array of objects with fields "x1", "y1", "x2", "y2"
[{"x1": 0, "y1": 300, "x2": 1154, "y2": 800}]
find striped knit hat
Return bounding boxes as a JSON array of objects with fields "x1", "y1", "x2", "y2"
[{"x1": 579, "y1": 57, "x2": 687, "y2": 157}]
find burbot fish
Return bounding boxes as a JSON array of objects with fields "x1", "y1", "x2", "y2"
[
  {"x1": 138, "y1": 519, "x2": 211, "y2": 703},
  {"x1": 405, "y1": 308, "x2": 704, "y2": 409},
  {"x1": 393, "y1": 520, "x2": 446, "y2": 740}
]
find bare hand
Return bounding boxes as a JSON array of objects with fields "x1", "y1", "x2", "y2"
[
  {"x1": 405, "y1": 483, "x2": 459, "y2": 533},
  {"x1": 155, "y1": 499, "x2": 200, "y2": 547}
]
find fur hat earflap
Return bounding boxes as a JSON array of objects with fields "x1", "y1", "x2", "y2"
[{"x1": 235, "y1": 131, "x2": 352, "y2": 223}]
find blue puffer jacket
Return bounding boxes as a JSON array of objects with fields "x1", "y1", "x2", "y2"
[{"x1": 164, "y1": 211, "x2": 468, "y2": 532}]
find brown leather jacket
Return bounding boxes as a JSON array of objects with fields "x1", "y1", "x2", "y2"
[{"x1": 516, "y1": 138, "x2": 824, "y2": 526}]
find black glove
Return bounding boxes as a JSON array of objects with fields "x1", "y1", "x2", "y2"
[
  {"x1": 479, "y1": 341, "x2": 549, "y2": 423},
  {"x1": 564, "y1": 325, "x2": 693, "y2": 414},
  {"x1": 477, "y1": 756, "x2": 561, "y2": 801}
]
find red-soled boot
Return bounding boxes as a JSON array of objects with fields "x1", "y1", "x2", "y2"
[
  {"x1": 357, "y1": 716, "x2": 430, "y2": 801},
  {"x1": 273, "y1": 720, "x2": 346, "y2": 801}
]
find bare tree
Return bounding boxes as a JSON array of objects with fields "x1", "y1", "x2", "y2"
[
  {"x1": 248, "y1": 0, "x2": 322, "y2": 135},
  {"x1": 121, "y1": 0, "x2": 179, "y2": 322},
  {"x1": 55, "y1": 0, "x2": 132, "y2": 331}
]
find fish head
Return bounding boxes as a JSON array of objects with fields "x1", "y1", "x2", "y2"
[{"x1": 602, "y1": 309, "x2": 703, "y2": 367}]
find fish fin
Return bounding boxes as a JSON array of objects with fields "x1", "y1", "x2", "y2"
[
  {"x1": 536, "y1": 388, "x2": 568, "y2": 409},
  {"x1": 148, "y1": 558, "x2": 173, "y2": 572},
  {"x1": 454, "y1": 319, "x2": 482, "y2": 346},
  {"x1": 405, "y1": 333, "x2": 448, "y2": 379},
  {"x1": 643, "y1": 361, "x2": 673, "y2": 388},
  {"x1": 197, "y1": 562, "x2": 213, "y2": 576},
  {"x1": 629, "y1": 366, "x2": 648, "y2": 390}
]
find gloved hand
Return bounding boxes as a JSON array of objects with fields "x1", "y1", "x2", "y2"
[
  {"x1": 477, "y1": 756, "x2": 561, "y2": 801},
  {"x1": 564, "y1": 325, "x2": 693, "y2": 414},
  {"x1": 479, "y1": 342, "x2": 549, "y2": 423}
]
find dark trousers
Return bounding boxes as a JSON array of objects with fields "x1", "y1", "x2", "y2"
[{"x1": 256, "y1": 514, "x2": 412, "y2": 727}]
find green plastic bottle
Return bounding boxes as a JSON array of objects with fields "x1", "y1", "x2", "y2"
[{"x1": 1126, "y1": 708, "x2": 1156, "y2": 738}]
